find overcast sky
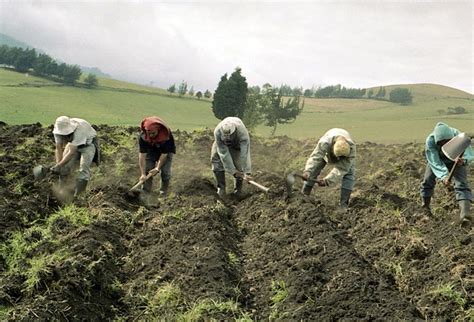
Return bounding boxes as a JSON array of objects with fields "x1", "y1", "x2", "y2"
[{"x1": 0, "y1": 0, "x2": 472, "y2": 93}]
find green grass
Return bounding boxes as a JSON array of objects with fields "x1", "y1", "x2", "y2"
[{"x1": 1, "y1": 68, "x2": 472, "y2": 143}]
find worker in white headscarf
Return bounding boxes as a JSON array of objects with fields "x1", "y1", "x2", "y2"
[{"x1": 211, "y1": 117, "x2": 252, "y2": 197}]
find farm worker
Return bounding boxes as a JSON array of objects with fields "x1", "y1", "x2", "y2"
[
  {"x1": 420, "y1": 122, "x2": 473, "y2": 222},
  {"x1": 51, "y1": 116, "x2": 100, "y2": 196},
  {"x1": 301, "y1": 128, "x2": 356, "y2": 208},
  {"x1": 138, "y1": 116, "x2": 175, "y2": 195},
  {"x1": 211, "y1": 117, "x2": 252, "y2": 197}
]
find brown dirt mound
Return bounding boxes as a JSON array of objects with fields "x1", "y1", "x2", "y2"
[{"x1": 0, "y1": 123, "x2": 472, "y2": 320}]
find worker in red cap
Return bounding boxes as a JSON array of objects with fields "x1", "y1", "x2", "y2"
[{"x1": 138, "y1": 116, "x2": 175, "y2": 195}]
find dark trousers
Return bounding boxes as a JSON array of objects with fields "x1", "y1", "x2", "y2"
[
  {"x1": 420, "y1": 163, "x2": 472, "y2": 201},
  {"x1": 143, "y1": 154, "x2": 173, "y2": 192}
]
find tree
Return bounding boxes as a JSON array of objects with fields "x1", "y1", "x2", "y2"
[
  {"x1": 204, "y1": 90, "x2": 212, "y2": 98},
  {"x1": 167, "y1": 84, "x2": 176, "y2": 93},
  {"x1": 196, "y1": 91, "x2": 202, "y2": 99},
  {"x1": 304, "y1": 88, "x2": 314, "y2": 97},
  {"x1": 376, "y1": 86, "x2": 386, "y2": 98},
  {"x1": 248, "y1": 85, "x2": 261, "y2": 95},
  {"x1": 389, "y1": 87, "x2": 413, "y2": 105},
  {"x1": 367, "y1": 88, "x2": 374, "y2": 98},
  {"x1": 242, "y1": 91, "x2": 263, "y2": 130},
  {"x1": 62, "y1": 64, "x2": 82, "y2": 85},
  {"x1": 33, "y1": 53, "x2": 53, "y2": 76},
  {"x1": 261, "y1": 87, "x2": 304, "y2": 136},
  {"x1": 211, "y1": 67, "x2": 248, "y2": 120},
  {"x1": 84, "y1": 73, "x2": 98, "y2": 88},
  {"x1": 14, "y1": 47, "x2": 36, "y2": 72},
  {"x1": 188, "y1": 85, "x2": 194, "y2": 96},
  {"x1": 178, "y1": 81, "x2": 187, "y2": 96}
]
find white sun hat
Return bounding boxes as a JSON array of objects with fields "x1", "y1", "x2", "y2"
[{"x1": 53, "y1": 116, "x2": 78, "y2": 135}]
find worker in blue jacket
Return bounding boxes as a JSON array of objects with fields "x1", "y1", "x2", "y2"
[{"x1": 420, "y1": 122, "x2": 473, "y2": 223}]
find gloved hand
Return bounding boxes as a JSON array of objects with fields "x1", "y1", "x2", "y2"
[
  {"x1": 50, "y1": 165, "x2": 61, "y2": 174},
  {"x1": 316, "y1": 179, "x2": 328, "y2": 187}
]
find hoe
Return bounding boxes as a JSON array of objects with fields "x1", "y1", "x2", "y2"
[
  {"x1": 285, "y1": 171, "x2": 307, "y2": 197},
  {"x1": 442, "y1": 132, "x2": 471, "y2": 183}
]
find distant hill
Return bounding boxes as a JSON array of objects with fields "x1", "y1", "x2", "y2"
[
  {"x1": 367, "y1": 83, "x2": 472, "y2": 102},
  {"x1": 0, "y1": 33, "x2": 111, "y2": 78},
  {"x1": 0, "y1": 33, "x2": 38, "y2": 51}
]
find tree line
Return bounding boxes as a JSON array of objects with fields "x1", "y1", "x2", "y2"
[
  {"x1": 0, "y1": 45, "x2": 98, "y2": 88},
  {"x1": 167, "y1": 81, "x2": 213, "y2": 100},
  {"x1": 211, "y1": 67, "x2": 304, "y2": 136}
]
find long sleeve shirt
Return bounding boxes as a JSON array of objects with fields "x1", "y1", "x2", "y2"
[
  {"x1": 214, "y1": 117, "x2": 251, "y2": 174},
  {"x1": 425, "y1": 127, "x2": 474, "y2": 180},
  {"x1": 304, "y1": 128, "x2": 356, "y2": 186}
]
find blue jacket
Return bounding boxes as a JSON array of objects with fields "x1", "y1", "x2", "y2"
[{"x1": 425, "y1": 122, "x2": 474, "y2": 180}]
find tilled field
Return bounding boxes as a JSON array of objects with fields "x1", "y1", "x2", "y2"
[{"x1": 0, "y1": 123, "x2": 472, "y2": 320}]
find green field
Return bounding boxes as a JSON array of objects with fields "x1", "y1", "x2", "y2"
[{"x1": 0, "y1": 68, "x2": 472, "y2": 143}]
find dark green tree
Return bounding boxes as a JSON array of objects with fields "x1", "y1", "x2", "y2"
[
  {"x1": 204, "y1": 89, "x2": 212, "y2": 98},
  {"x1": 389, "y1": 87, "x2": 413, "y2": 105},
  {"x1": 242, "y1": 91, "x2": 264, "y2": 130},
  {"x1": 261, "y1": 87, "x2": 304, "y2": 136},
  {"x1": 62, "y1": 64, "x2": 82, "y2": 85},
  {"x1": 84, "y1": 73, "x2": 98, "y2": 88},
  {"x1": 167, "y1": 84, "x2": 176, "y2": 93},
  {"x1": 376, "y1": 86, "x2": 386, "y2": 98},
  {"x1": 367, "y1": 88, "x2": 374, "y2": 98},
  {"x1": 196, "y1": 91, "x2": 202, "y2": 99},
  {"x1": 14, "y1": 47, "x2": 36, "y2": 72},
  {"x1": 304, "y1": 88, "x2": 314, "y2": 97},
  {"x1": 178, "y1": 81, "x2": 187, "y2": 96},
  {"x1": 33, "y1": 53, "x2": 53, "y2": 76},
  {"x1": 211, "y1": 67, "x2": 248, "y2": 119}
]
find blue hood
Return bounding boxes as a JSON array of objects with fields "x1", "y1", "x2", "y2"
[{"x1": 433, "y1": 122, "x2": 454, "y2": 143}]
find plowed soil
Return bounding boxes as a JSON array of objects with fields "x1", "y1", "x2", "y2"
[{"x1": 0, "y1": 123, "x2": 472, "y2": 320}]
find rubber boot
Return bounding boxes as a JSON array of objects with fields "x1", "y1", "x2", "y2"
[
  {"x1": 340, "y1": 188, "x2": 352, "y2": 208},
  {"x1": 214, "y1": 171, "x2": 226, "y2": 197},
  {"x1": 74, "y1": 179, "x2": 88, "y2": 197},
  {"x1": 234, "y1": 177, "x2": 243, "y2": 196},
  {"x1": 459, "y1": 200, "x2": 472, "y2": 222},
  {"x1": 302, "y1": 183, "x2": 313, "y2": 196},
  {"x1": 421, "y1": 197, "x2": 432, "y2": 215},
  {"x1": 160, "y1": 180, "x2": 170, "y2": 196}
]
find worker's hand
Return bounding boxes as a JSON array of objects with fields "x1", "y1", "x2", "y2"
[
  {"x1": 456, "y1": 158, "x2": 466, "y2": 166},
  {"x1": 302, "y1": 171, "x2": 310, "y2": 180},
  {"x1": 139, "y1": 174, "x2": 147, "y2": 182},
  {"x1": 50, "y1": 165, "x2": 61, "y2": 174},
  {"x1": 233, "y1": 171, "x2": 244, "y2": 178},
  {"x1": 316, "y1": 179, "x2": 328, "y2": 187},
  {"x1": 243, "y1": 173, "x2": 253, "y2": 181},
  {"x1": 148, "y1": 168, "x2": 160, "y2": 176},
  {"x1": 442, "y1": 177, "x2": 451, "y2": 187}
]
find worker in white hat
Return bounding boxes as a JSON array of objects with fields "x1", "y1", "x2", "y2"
[
  {"x1": 301, "y1": 128, "x2": 356, "y2": 208},
  {"x1": 51, "y1": 116, "x2": 99, "y2": 197},
  {"x1": 211, "y1": 117, "x2": 252, "y2": 197}
]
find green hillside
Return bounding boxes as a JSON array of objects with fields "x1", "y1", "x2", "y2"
[{"x1": 0, "y1": 68, "x2": 472, "y2": 143}]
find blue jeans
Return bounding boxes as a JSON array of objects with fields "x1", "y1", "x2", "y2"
[{"x1": 420, "y1": 163, "x2": 472, "y2": 201}]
